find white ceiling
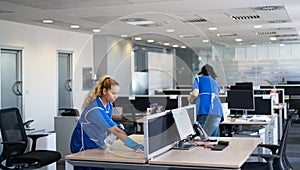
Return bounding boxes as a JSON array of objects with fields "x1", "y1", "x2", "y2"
[{"x1": 0, "y1": 0, "x2": 300, "y2": 49}]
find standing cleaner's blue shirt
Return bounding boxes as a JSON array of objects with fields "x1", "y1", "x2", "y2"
[{"x1": 193, "y1": 75, "x2": 224, "y2": 120}]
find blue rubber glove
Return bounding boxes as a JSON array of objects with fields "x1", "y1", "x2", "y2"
[{"x1": 124, "y1": 137, "x2": 144, "y2": 152}]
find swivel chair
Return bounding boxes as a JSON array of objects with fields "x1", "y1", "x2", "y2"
[
  {"x1": 0, "y1": 107, "x2": 61, "y2": 169},
  {"x1": 241, "y1": 118, "x2": 293, "y2": 170}
]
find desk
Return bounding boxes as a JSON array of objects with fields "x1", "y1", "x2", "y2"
[
  {"x1": 221, "y1": 115, "x2": 278, "y2": 144},
  {"x1": 65, "y1": 136, "x2": 262, "y2": 170}
]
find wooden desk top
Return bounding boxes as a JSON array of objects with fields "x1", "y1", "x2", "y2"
[
  {"x1": 65, "y1": 134, "x2": 146, "y2": 164},
  {"x1": 65, "y1": 136, "x2": 261, "y2": 169},
  {"x1": 221, "y1": 115, "x2": 276, "y2": 125},
  {"x1": 149, "y1": 137, "x2": 262, "y2": 169}
]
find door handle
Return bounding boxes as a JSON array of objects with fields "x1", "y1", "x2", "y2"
[
  {"x1": 65, "y1": 79, "x2": 72, "y2": 92},
  {"x1": 12, "y1": 81, "x2": 22, "y2": 96}
]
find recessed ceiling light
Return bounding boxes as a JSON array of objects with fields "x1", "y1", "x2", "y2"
[
  {"x1": 270, "y1": 37, "x2": 277, "y2": 41},
  {"x1": 253, "y1": 25, "x2": 263, "y2": 29},
  {"x1": 163, "y1": 43, "x2": 170, "y2": 46},
  {"x1": 134, "y1": 37, "x2": 142, "y2": 41},
  {"x1": 120, "y1": 34, "x2": 128, "y2": 38},
  {"x1": 147, "y1": 39, "x2": 155, "y2": 43},
  {"x1": 181, "y1": 46, "x2": 186, "y2": 49},
  {"x1": 280, "y1": 44, "x2": 285, "y2": 46},
  {"x1": 92, "y1": 28, "x2": 101, "y2": 33},
  {"x1": 166, "y1": 29, "x2": 175, "y2": 33},
  {"x1": 208, "y1": 27, "x2": 218, "y2": 31},
  {"x1": 172, "y1": 44, "x2": 179, "y2": 48},
  {"x1": 235, "y1": 38, "x2": 243, "y2": 42},
  {"x1": 202, "y1": 39, "x2": 209, "y2": 43},
  {"x1": 251, "y1": 44, "x2": 257, "y2": 47},
  {"x1": 70, "y1": 25, "x2": 80, "y2": 29},
  {"x1": 42, "y1": 19, "x2": 54, "y2": 24},
  {"x1": 122, "y1": 18, "x2": 156, "y2": 26}
]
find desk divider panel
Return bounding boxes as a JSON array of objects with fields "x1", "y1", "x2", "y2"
[{"x1": 143, "y1": 105, "x2": 196, "y2": 160}]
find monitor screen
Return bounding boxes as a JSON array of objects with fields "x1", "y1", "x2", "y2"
[
  {"x1": 248, "y1": 95, "x2": 272, "y2": 115},
  {"x1": 114, "y1": 95, "x2": 179, "y2": 113},
  {"x1": 289, "y1": 99, "x2": 300, "y2": 109},
  {"x1": 171, "y1": 108, "x2": 194, "y2": 141},
  {"x1": 185, "y1": 105, "x2": 196, "y2": 124},
  {"x1": 227, "y1": 90, "x2": 255, "y2": 111},
  {"x1": 276, "y1": 85, "x2": 300, "y2": 95},
  {"x1": 234, "y1": 82, "x2": 253, "y2": 90}
]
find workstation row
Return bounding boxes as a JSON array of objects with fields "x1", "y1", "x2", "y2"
[
  {"x1": 65, "y1": 105, "x2": 263, "y2": 170},
  {"x1": 56, "y1": 83, "x2": 295, "y2": 167}
]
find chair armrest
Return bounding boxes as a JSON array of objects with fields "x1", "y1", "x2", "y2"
[
  {"x1": 1, "y1": 141, "x2": 26, "y2": 145},
  {"x1": 251, "y1": 153, "x2": 279, "y2": 161},
  {"x1": 27, "y1": 133, "x2": 48, "y2": 151},
  {"x1": 251, "y1": 153, "x2": 279, "y2": 170},
  {"x1": 257, "y1": 144, "x2": 279, "y2": 154}
]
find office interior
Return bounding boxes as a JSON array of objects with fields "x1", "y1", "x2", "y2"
[{"x1": 0, "y1": 0, "x2": 300, "y2": 169}]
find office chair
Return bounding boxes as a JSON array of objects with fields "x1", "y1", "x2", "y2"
[
  {"x1": 0, "y1": 107, "x2": 61, "y2": 169},
  {"x1": 241, "y1": 118, "x2": 293, "y2": 170}
]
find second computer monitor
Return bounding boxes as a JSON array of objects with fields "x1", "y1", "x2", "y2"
[{"x1": 227, "y1": 90, "x2": 255, "y2": 111}]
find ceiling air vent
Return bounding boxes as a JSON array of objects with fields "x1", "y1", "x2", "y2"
[
  {"x1": 182, "y1": 15, "x2": 207, "y2": 23},
  {"x1": 268, "y1": 20, "x2": 289, "y2": 23},
  {"x1": 231, "y1": 15, "x2": 260, "y2": 21},
  {"x1": 217, "y1": 33, "x2": 238, "y2": 37},
  {"x1": 256, "y1": 31, "x2": 277, "y2": 36},
  {"x1": 280, "y1": 38, "x2": 300, "y2": 41},
  {"x1": 275, "y1": 34, "x2": 299, "y2": 38},
  {"x1": 254, "y1": 5, "x2": 284, "y2": 11}
]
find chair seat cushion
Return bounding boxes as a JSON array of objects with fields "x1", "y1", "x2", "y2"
[
  {"x1": 241, "y1": 162, "x2": 269, "y2": 170},
  {"x1": 10, "y1": 150, "x2": 61, "y2": 167}
]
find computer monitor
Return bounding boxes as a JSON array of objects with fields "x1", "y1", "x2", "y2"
[
  {"x1": 185, "y1": 105, "x2": 196, "y2": 124},
  {"x1": 276, "y1": 85, "x2": 300, "y2": 96},
  {"x1": 248, "y1": 95, "x2": 272, "y2": 115},
  {"x1": 289, "y1": 99, "x2": 300, "y2": 110},
  {"x1": 171, "y1": 108, "x2": 194, "y2": 141},
  {"x1": 114, "y1": 95, "x2": 179, "y2": 113},
  {"x1": 286, "y1": 81, "x2": 300, "y2": 84},
  {"x1": 227, "y1": 90, "x2": 255, "y2": 111},
  {"x1": 234, "y1": 82, "x2": 253, "y2": 90}
]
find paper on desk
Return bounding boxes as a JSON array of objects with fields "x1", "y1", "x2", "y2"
[{"x1": 249, "y1": 115, "x2": 271, "y2": 122}]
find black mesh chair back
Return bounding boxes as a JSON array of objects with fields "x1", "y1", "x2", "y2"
[
  {"x1": 0, "y1": 107, "x2": 28, "y2": 166},
  {"x1": 274, "y1": 118, "x2": 293, "y2": 170},
  {"x1": 241, "y1": 118, "x2": 293, "y2": 170},
  {"x1": 0, "y1": 107, "x2": 61, "y2": 169}
]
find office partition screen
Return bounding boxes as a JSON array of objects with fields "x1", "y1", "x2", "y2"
[{"x1": 144, "y1": 111, "x2": 179, "y2": 160}]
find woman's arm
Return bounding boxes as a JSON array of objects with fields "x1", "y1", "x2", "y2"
[
  {"x1": 107, "y1": 126, "x2": 128, "y2": 142},
  {"x1": 188, "y1": 89, "x2": 199, "y2": 101}
]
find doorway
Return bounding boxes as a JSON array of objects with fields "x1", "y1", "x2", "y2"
[
  {"x1": 0, "y1": 49, "x2": 23, "y2": 114},
  {"x1": 58, "y1": 52, "x2": 73, "y2": 115}
]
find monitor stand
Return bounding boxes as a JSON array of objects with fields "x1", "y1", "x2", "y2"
[
  {"x1": 173, "y1": 139, "x2": 196, "y2": 150},
  {"x1": 241, "y1": 110, "x2": 248, "y2": 120}
]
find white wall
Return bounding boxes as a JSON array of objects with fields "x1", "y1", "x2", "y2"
[
  {"x1": 0, "y1": 20, "x2": 93, "y2": 131},
  {"x1": 93, "y1": 35, "x2": 133, "y2": 95}
]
